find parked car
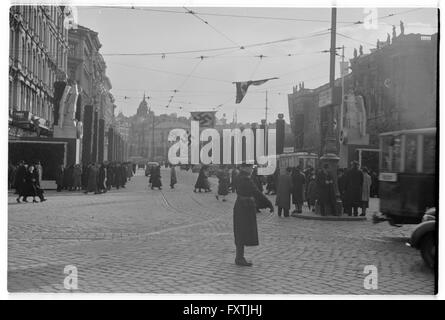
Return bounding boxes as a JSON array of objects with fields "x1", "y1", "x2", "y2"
[{"x1": 406, "y1": 208, "x2": 436, "y2": 269}]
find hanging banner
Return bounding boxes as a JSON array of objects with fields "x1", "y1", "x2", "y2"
[{"x1": 190, "y1": 111, "x2": 216, "y2": 128}]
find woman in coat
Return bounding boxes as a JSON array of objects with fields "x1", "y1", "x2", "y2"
[
  {"x1": 85, "y1": 163, "x2": 98, "y2": 194},
  {"x1": 275, "y1": 167, "x2": 293, "y2": 217},
  {"x1": 194, "y1": 165, "x2": 210, "y2": 192},
  {"x1": 216, "y1": 165, "x2": 230, "y2": 201},
  {"x1": 20, "y1": 165, "x2": 39, "y2": 203},
  {"x1": 150, "y1": 165, "x2": 162, "y2": 190},
  {"x1": 361, "y1": 167, "x2": 372, "y2": 216},
  {"x1": 233, "y1": 163, "x2": 273, "y2": 266},
  {"x1": 170, "y1": 165, "x2": 177, "y2": 189},
  {"x1": 291, "y1": 167, "x2": 306, "y2": 214},
  {"x1": 343, "y1": 161, "x2": 364, "y2": 216},
  {"x1": 306, "y1": 175, "x2": 317, "y2": 212},
  {"x1": 251, "y1": 167, "x2": 269, "y2": 212},
  {"x1": 55, "y1": 164, "x2": 64, "y2": 192},
  {"x1": 72, "y1": 164, "x2": 82, "y2": 191}
]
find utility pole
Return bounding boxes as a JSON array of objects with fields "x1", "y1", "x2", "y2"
[
  {"x1": 320, "y1": 7, "x2": 343, "y2": 216},
  {"x1": 265, "y1": 91, "x2": 268, "y2": 124}
]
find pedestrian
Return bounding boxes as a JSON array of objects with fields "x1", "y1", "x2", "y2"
[
  {"x1": 85, "y1": 163, "x2": 99, "y2": 194},
  {"x1": 97, "y1": 163, "x2": 107, "y2": 193},
  {"x1": 230, "y1": 165, "x2": 239, "y2": 193},
  {"x1": 170, "y1": 164, "x2": 177, "y2": 189},
  {"x1": 150, "y1": 165, "x2": 162, "y2": 190},
  {"x1": 72, "y1": 164, "x2": 82, "y2": 191},
  {"x1": 20, "y1": 165, "x2": 37, "y2": 203},
  {"x1": 316, "y1": 164, "x2": 336, "y2": 216},
  {"x1": 233, "y1": 163, "x2": 273, "y2": 266},
  {"x1": 275, "y1": 167, "x2": 293, "y2": 217},
  {"x1": 35, "y1": 160, "x2": 43, "y2": 186},
  {"x1": 251, "y1": 166, "x2": 269, "y2": 212},
  {"x1": 343, "y1": 161, "x2": 364, "y2": 216},
  {"x1": 337, "y1": 168, "x2": 347, "y2": 214},
  {"x1": 370, "y1": 171, "x2": 379, "y2": 198},
  {"x1": 106, "y1": 163, "x2": 115, "y2": 190},
  {"x1": 194, "y1": 165, "x2": 210, "y2": 192},
  {"x1": 55, "y1": 164, "x2": 64, "y2": 192},
  {"x1": 14, "y1": 161, "x2": 27, "y2": 198},
  {"x1": 216, "y1": 165, "x2": 230, "y2": 201},
  {"x1": 306, "y1": 175, "x2": 317, "y2": 212},
  {"x1": 291, "y1": 166, "x2": 306, "y2": 215},
  {"x1": 361, "y1": 167, "x2": 372, "y2": 216}
]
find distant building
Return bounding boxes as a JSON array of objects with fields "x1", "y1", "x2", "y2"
[{"x1": 288, "y1": 31, "x2": 438, "y2": 168}]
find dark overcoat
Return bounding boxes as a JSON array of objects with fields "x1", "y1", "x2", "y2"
[
  {"x1": 344, "y1": 168, "x2": 364, "y2": 207},
  {"x1": 316, "y1": 171, "x2": 336, "y2": 205},
  {"x1": 87, "y1": 166, "x2": 98, "y2": 192},
  {"x1": 150, "y1": 166, "x2": 162, "y2": 188},
  {"x1": 291, "y1": 170, "x2": 306, "y2": 205},
  {"x1": 275, "y1": 174, "x2": 293, "y2": 209},
  {"x1": 234, "y1": 172, "x2": 272, "y2": 246},
  {"x1": 217, "y1": 169, "x2": 230, "y2": 195}
]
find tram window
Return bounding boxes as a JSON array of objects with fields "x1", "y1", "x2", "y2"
[
  {"x1": 405, "y1": 135, "x2": 417, "y2": 173},
  {"x1": 381, "y1": 135, "x2": 402, "y2": 172},
  {"x1": 423, "y1": 134, "x2": 436, "y2": 174}
]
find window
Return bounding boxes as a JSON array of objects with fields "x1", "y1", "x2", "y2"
[
  {"x1": 423, "y1": 134, "x2": 436, "y2": 174},
  {"x1": 405, "y1": 134, "x2": 417, "y2": 173},
  {"x1": 381, "y1": 135, "x2": 402, "y2": 172}
]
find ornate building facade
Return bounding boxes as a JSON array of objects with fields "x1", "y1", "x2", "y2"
[{"x1": 9, "y1": 5, "x2": 69, "y2": 137}]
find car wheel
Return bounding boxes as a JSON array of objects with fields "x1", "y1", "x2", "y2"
[{"x1": 420, "y1": 233, "x2": 436, "y2": 269}]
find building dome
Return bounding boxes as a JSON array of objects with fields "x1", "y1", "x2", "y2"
[{"x1": 136, "y1": 93, "x2": 149, "y2": 117}]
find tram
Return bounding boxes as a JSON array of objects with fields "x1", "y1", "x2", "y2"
[{"x1": 377, "y1": 128, "x2": 437, "y2": 225}]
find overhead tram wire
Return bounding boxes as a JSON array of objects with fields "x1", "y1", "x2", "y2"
[
  {"x1": 101, "y1": 31, "x2": 331, "y2": 57},
  {"x1": 89, "y1": 5, "x2": 359, "y2": 24},
  {"x1": 166, "y1": 58, "x2": 203, "y2": 108}
]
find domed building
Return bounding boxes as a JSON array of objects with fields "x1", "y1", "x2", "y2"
[{"x1": 127, "y1": 95, "x2": 190, "y2": 163}]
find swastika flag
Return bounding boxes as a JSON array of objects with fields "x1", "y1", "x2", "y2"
[
  {"x1": 233, "y1": 77, "x2": 278, "y2": 103},
  {"x1": 191, "y1": 111, "x2": 216, "y2": 128}
]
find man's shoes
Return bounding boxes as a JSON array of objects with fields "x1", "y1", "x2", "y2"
[
  {"x1": 359, "y1": 213, "x2": 366, "y2": 216},
  {"x1": 235, "y1": 258, "x2": 253, "y2": 267}
]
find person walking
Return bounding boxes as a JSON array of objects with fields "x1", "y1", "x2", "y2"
[
  {"x1": 21, "y1": 165, "x2": 39, "y2": 203},
  {"x1": 216, "y1": 165, "x2": 230, "y2": 201},
  {"x1": 34, "y1": 160, "x2": 43, "y2": 187},
  {"x1": 233, "y1": 163, "x2": 273, "y2": 266},
  {"x1": 170, "y1": 164, "x2": 177, "y2": 189},
  {"x1": 55, "y1": 164, "x2": 64, "y2": 192},
  {"x1": 150, "y1": 165, "x2": 162, "y2": 190},
  {"x1": 337, "y1": 168, "x2": 347, "y2": 214},
  {"x1": 306, "y1": 174, "x2": 317, "y2": 212},
  {"x1": 343, "y1": 161, "x2": 364, "y2": 216},
  {"x1": 14, "y1": 161, "x2": 27, "y2": 201},
  {"x1": 97, "y1": 163, "x2": 107, "y2": 193},
  {"x1": 72, "y1": 164, "x2": 82, "y2": 191},
  {"x1": 316, "y1": 164, "x2": 336, "y2": 216},
  {"x1": 194, "y1": 165, "x2": 210, "y2": 192},
  {"x1": 361, "y1": 167, "x2": 372, "y2": 216},
  {"x1": 275, "y1": 167, "x2": 293, "y2": 217},
  {"x1": 251, "y1": 166, "x2": 269, "y2": 212},
  {"x1": 85, "y1": 163, "x2": 99, "y2": 194},
  {"x1": 291, "y1": 166, "x2": 306, "y2": 215},
  {"x1": 230, "y1": 165, "x2": 239, "y2": 193}
]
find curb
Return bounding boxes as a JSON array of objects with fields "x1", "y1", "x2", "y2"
[{"x1": 293, "y1": 214, "x2": 367, "y2": 221}]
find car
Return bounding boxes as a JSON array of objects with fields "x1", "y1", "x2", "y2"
[{"x1": 406, "y1": 208, "x2": 436, "y2": 269}]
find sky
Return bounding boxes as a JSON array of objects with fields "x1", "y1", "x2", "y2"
[{"x1": 74, "y1": 6, "x2": 438, "y2": 124}]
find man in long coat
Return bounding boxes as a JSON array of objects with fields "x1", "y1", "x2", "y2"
[
  {"x1": 316, "y1": 164, "x2": 336, "y2": 216},
  {"x1": 291, "y1": 166, "x2": 306, "y2": 214},
  {"x1": 275, "y1": 167, "x2": 293, "y2": 217},
  {"x1": 85, "y1": 163, "x2": 98, "y2": 194},
  {"x1": 233, "y1": 163, "x2": 273, "y2": 266},
  {"x1": 344, "y1": 161, "x2": 364, "y2": 216}
]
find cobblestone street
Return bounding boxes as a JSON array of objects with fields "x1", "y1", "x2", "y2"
[{"x1": 8, "y1": 168, "x2": 435, "y2": 294}]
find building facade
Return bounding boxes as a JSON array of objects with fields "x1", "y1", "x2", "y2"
[
  {"x1": 9, "y1": 5, "x2": 69, "y2": 137},
  {"x1": 288, "y1": 30, "x2": 438, "y2": 169}
]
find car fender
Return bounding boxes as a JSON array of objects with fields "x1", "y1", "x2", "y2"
[{"x1": 410, "y1": 221, "x2": 436, "y2": 249}]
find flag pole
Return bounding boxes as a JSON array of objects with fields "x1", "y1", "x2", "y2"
[{"x1": 265, "y1": 90, "x2": 268, "y2": 125}]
